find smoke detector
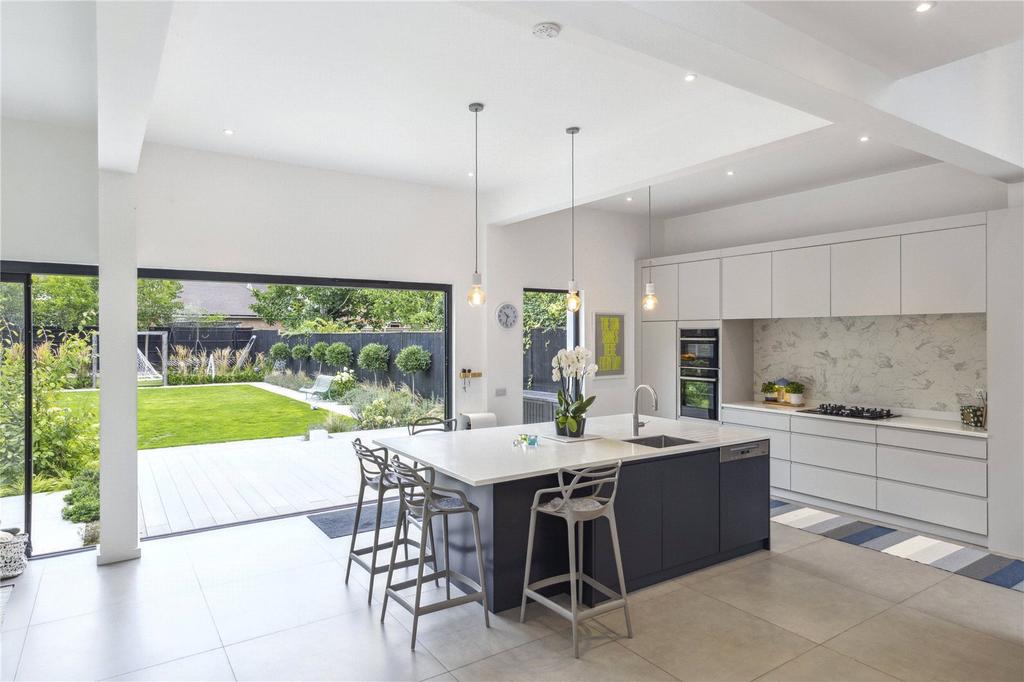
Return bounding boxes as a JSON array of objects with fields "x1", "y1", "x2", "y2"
[{"x1": 532, "y1": 22, "x2": 562, "y2": 39}]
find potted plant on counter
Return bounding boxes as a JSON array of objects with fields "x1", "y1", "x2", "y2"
[
  {"x1": 785, "y1": 382, "x2": 806, "y2": 405},
  {"x1": 552, "y1": 346, "x2": 598, "y2": 437},
  {"x1": 760, "y1": 381, "x2": 778, "y2": 402}
]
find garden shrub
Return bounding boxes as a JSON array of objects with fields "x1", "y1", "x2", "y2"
[
  {"x1": 395, "y1": 345, "x2": 431, "y2": 393},
  {"x1": 62, "y1": 464, "x2": 99, "y2": 523},
  {"x1": 325, "y1": 341, "x2": 353, "y2": 370},
  {"x1": 80, "y1": 521, "x2": 100, "y2": 546},
  {"x1": 330, "y1": 368, "x2": 357, "y2": 399},
  {"x1": 268, "y1": 342, "x2": 291, "y2": 370},
  {"x1": 322, "y1": 411, "x2": 358, "y2": 433},
  {"x1": 291, "y1": 344, "x2": 310, "y2": 372},
  {"x1": 357, "y1": 343, "x2": 390, "y2": 382},
  {"x1": 342, "y1": 381, "x2": 442, "y2": 430},
  {"x1": 262, "y1": 370, "x2": 314, "y2": 392},
  {"x1": 310, "y1": 341, "x2": 329, "y2": 372}
]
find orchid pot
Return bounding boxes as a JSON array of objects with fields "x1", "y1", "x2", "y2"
[{"x1": 551, "y1": 346, "x2": 598, "y2": 437}]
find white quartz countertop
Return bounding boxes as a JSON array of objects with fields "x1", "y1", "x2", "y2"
[
  {"x1": 721, "y1": 401, "x2": 988, "y2": 438},
  {"x1": 373, "y1": 414, "x2": 770, "y2": 487}
]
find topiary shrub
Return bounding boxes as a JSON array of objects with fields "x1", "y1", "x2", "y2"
[
  {"x1": 291, "y1": 344, "x2": 310, "y2": 373},
  {"x1": 268, "y1": 342, "x2": 291, "y2": 371},
  {"x1": 395, "y1": 344, "x2": 431, "y2": 394},
  {"x1": 310, "y1": 341, "x2": 329, "y2": 373},
  {"x1": 358, "y1": 343, "x2": 390, "y2": 383},
  {"x1": 325, "y1": 341, "x2": 353, "y2": 370}
]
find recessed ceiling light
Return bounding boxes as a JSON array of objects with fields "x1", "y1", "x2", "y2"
[
  {"x1": 532, "y1": 22, "x2": 561, "y2": 39},
  {"x1": 684, "y1": 73, "x2": 697, "y2": 83},
  {"x1": 467, "y1": 172, "x2": 474, "y2": 177},
  {"x1": 222, "y1": 128, "x2": 235, "y2": 136},
  {"x1": 726, "y1": 170, "x2": 735, "y2": 176},
  {"x1": 915, "y1": 1, "x2": 936, "y2": 12},
  {"x1": 626, "y1": 196, "x2": 633, "y2": 202},
  {"x1": 859, "y1": 135, "x2": 871, "y2": 143}
]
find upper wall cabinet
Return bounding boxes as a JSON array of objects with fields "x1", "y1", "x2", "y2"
[
  {"x1": 831, "y1": 237, "x2": 900, "y2": 316},
  {"x1": 641, "y1": 264, "x2": 680, "y2": 322},
  {"x1": 772, "y1": 246, "x2": 830, "y2": 318},
  {"x1": 678, "y1": 259, "x2": 721, "y2": 320},
  {"x1": 901, "y1": 226, "x2": 986, "y2": 314},
  {"x1": 721, "y1": 253, "x2": 771, "y2": 319}
]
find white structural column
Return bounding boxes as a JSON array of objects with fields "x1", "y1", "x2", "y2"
[{"x1": 96, "y1": 170, "x2": 141, "y2": 565}]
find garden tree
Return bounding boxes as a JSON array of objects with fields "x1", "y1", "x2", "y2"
[
  {"x1": 325, "y1": 341, "x2": 353, "y2": 370},
  {"x1": 28, "y1": 275, "x2": 184, "y2": 330},
  {"x1": 250, "y1": 284, "x2": 444, "y2": 331},
  {"x1": 395, "y1": 344, "x2": 431, "y2": 394},
  {"x1": 310, "y1": 341, "x2": 329, "y2": 373},
  {"x1": 358, "y1": 342, "x2": 390, "y2": 383},
  {"x1": 268, "y1": 342, "x2": 291, "y2": 371},
  {"x1": 290, "y1": 344, "x2": 310, "y2": 372}
]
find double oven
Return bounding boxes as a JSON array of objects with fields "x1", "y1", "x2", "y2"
[{"x1": 679, "y1": 327, "x2": 719, "y2": 420}]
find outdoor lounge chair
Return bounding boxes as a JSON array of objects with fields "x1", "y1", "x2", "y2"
[{"x1": 299, "y1": 374, "x2": 335, "y2": 407}]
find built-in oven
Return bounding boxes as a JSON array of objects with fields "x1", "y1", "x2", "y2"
[
  {"x1": 680, "y1": 368, "x2": 719, "y2": 420},
  {"x1": 679, "y1": 328, "x2": 719, "y2": 369}
]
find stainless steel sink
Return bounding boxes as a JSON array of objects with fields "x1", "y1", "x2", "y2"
[{"x1": 623, "y1": 435, "x2": 699, "y2": 448}]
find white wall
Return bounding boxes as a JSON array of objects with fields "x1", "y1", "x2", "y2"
[
  {"x1": 660, "y1": 163, "x2": 1007, "y2": 254},
  {"x1": 0, "y1": 118, "x2": 98, "y2": 263},
  {"x1": 485, "y1": 207, "x2": 647, "y2": 425}
]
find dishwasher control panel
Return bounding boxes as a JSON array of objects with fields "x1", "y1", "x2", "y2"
[{"x1": 719, "y1": 440, "x2": 770, "y2": 463}]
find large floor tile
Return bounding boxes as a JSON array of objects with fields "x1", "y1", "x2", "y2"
[
  {"x1": 671, "y1": 549, "x2": 771, "y2": 586},
  {"x1": 773, "y1": 536, "x2": 948, "y2": 601},
  {"x1": 692, "y1": 559, "x2": 891, "y2": 643},
  {"x1": 827, "y1": 605, "x2": 1024, "y2": 681},
  {"x1": 450, "y1": 634, "x2": 673, "y2": 681},
  {"x1": 2, "y1": 627, "x2": 27, "y2": 681},
  {"x1": 225, "y1": 608, "x2": 445, "y2": 681},
  {"x1": 768, "y1": 522, "x2": 823, "y2": 554},
  {"x1": 902, "y1": 573, "x2": 1024, "y2": 645},
  {"x1": 597, "y1": 585, "x2": 814, "y2": 680},
  {"x1": 1, "y1": 561, "x2": 46, "y2": 632},
  {"x1": 16, "y1": 589, "x2": 222, "y2": 681},
  {"x1": 106, "y1": 648, "x2": 235, "y2": 681},
  {"x1": 203, "y1": 559, "x2": 371, "y2": 644},
  {"x1": 756, "y1": 646, "x2": 898, "y2": 681},
  {"x1": 186, "y1": 523, "x2": 335, "y2": 587}
]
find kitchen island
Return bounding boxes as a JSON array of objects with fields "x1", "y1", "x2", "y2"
[{"x1": 375, "y1": 414, "x2": 770, "y2": 612}]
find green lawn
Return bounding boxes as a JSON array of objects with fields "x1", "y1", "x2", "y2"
[{"x1": 57, "y1": 384, "x2": 354, "y2": 449}]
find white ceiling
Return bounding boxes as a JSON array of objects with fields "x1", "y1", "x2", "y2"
[
  {"x1": 0, "y1": 1, "x2": 96, "y2": 126},
  {"x1": 586, "y1": 124, "x2": 938, "y2": 219},
  {"x1": 750, "y1": 1, "x2": 1024, "y2": 79},
  {"x1": 145, "y1": 1, "x2": 824, "y2": 192}
]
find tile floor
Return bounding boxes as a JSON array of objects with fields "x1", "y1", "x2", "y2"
[{"x1": 1, "y1": 517, "x2": 1021, "y2": 681}]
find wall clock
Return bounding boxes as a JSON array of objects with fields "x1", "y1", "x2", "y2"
[{"x1": 496, "y1": 302, "x2": 519, "y2": 329}]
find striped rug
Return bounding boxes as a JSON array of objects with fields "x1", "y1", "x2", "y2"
[{"x1": 770, "y1": 499, "x2": 1024, "y2": 592}]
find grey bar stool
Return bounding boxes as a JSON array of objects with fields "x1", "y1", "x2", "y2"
[
  {"x1": 345, "y1": 438, "x2": 438, "y2": 604},
  {"x1": 381, "y1": 456, "x2": 490, "y2": 650},
  {"x1": 407, "y1": 417, "x2": 458, "y2": 435},
  {"x1": 519, "y1": 461, "x2": 632, "y2": 658}
]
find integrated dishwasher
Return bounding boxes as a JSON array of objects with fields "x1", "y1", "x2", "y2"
[{"x1": 719, "y1": 440, "x2": 771, "y2": 552}]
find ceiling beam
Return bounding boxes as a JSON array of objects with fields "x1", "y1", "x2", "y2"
[{"x1": 97, "y1": 1, "x2": 172, "y2": 173}]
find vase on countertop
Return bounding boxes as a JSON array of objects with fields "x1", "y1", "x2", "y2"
[{"x1": 555, "y1": 417, "x2": 587, "y2": 438}]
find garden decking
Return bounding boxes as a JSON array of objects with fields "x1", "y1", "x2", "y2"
[{"x1": 137, "y1": 427, "x2": 406, "y2": 537}]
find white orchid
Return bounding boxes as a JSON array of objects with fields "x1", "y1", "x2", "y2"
[{"x1": 553, "y1": 346, "x2": 598, "y2": 436}]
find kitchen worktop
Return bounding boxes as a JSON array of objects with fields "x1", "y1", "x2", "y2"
[
  {"x1": 374, "y1": 414, "x2": 770, "y2": 486},
  {"x1": 722, "y1": 401, "x2": 988, "y2": 438}
]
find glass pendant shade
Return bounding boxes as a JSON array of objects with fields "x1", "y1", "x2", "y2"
[
  {"x1": 467, "y1": 272, "x2": 486, "y2": 307},
  {"x1": 566, "y1": 280, "x2": 582, "y2": 313},
  {"x1": 641, "y1": 281, "x2": 658, "y2": 311}
]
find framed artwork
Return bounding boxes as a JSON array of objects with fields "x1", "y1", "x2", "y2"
[{"x1": 593, "y1": 312, "x2": 626, "y2": 378}]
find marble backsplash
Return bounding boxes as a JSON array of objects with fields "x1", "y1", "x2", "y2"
[{"x1": 753, "y1": 314, "x2": 986, "y2": 412}]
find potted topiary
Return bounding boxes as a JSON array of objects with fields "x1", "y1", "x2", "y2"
[
  {"x1": 760, "y1": 381, "x2": 777, "y2": 402},
  {"x1": 785, "y1": 381, "x2": 806, "y2": 406}
]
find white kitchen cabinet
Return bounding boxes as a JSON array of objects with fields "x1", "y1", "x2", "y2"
[
  {"x1": 770, "y1": 459, "x2": 791, "y2": 489},
  {"x1": 790, "y1": 463, "x2": 876, "y2": 509},
  {"x1": 877, "y1": 480, "x2": 987, "y2": 535},
  {"x1": 772, "y1": 246, "x2": 830, "y2": 318},
  {"x1": 677, "y1": 259, "x2": 720, "y2": 320},
  {"x1": 901, "y1": 225, "x2": 986, "y2": 314},
  {"x1": 791, "y1": 433, "x2": 876, "y2": 476},
  {"x1": 830, "y1": 237, "x2": 900, "y2": 316},
  {"x1": 640, "y1": 265, "x2": 679, "y2": 321},
  {"x1": 640, "y1": 321, "x2": 677, "y2": 419},
  {"x1": 721, "y1": 253, "x2": 771, "y2": 319}
]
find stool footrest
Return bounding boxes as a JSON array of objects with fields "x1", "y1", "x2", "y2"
[
  {"x1": 350, "y1": 538, "x2": 432, "y2": 576},
  {"x1": 389, "y1": 568, "x2": 482, "y2": 596},
  {"x1": 523, "y1": 588, "x2": 627, "y2": 623},
  {"x1": 386, "y1": 589, "x2": 485, "y2": 618}
]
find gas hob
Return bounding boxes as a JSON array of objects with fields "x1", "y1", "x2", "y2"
[{"x1": 797, "y1": 404, "x2": 900, "y2": 420}]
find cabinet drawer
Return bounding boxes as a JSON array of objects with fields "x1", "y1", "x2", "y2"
[
  {"x1": 770, "y1": 458, "x2": 791, "y2": 489},
  {"x1": 791, "y1": 416, "x2": 876, "y2": 443},
  {"x1": 877, "y1": 480, "x2": 987, "y2": 535},
  {"x1": 790, "y1": 464, "x2": 876, "y2": 509},
  {"x1": 722, "y1": 423, "x2": 790, "y2": 460},
  {"x1": 791, "y1": 433, "x2": 876, "y2": 476},
  {"x1": 877, "y1": 446, "x2": 987, "y2": 497},
  {"x1": 721, "y1": 407, "x2": 790, "y2": 431},
  {"x1": 877, "y1": 427, "x2": 986, "y2": 459}
]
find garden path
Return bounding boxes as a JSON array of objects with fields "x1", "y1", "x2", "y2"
[
  {"x1": 250, "y1": 381, "x2": 356, "y2": 417},
  {"x1": 137, "y1": 426, "x2": 407, "y2": 537}
]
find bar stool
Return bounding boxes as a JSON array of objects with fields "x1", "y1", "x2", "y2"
[
  {"x1": 381, "y1": 456, "x2": 490, "y2": 650},
  {"x1": 407, "y1": 417, "x2": 458, "y2": 435},
  {"x1": 519, "y1": 461, "x2": 632, "y2": 658},
  {"x1": 345, "y1": 438, "x2": 437, "y2": 604}
]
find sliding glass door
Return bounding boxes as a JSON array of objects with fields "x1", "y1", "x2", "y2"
[{"x1": 0, "y1": 275, "x2": 30, "y2": 551}]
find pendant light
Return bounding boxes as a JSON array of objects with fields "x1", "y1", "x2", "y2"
[
  {"x1": 641, "y1": 185, "x2": 658, "y2": 311},
  {"x1": 565, "y1": 126, "x2": 582, "y2": 313},
  {"x1": 467, "y1": 102, "x2": 486, "y2": 307}
]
